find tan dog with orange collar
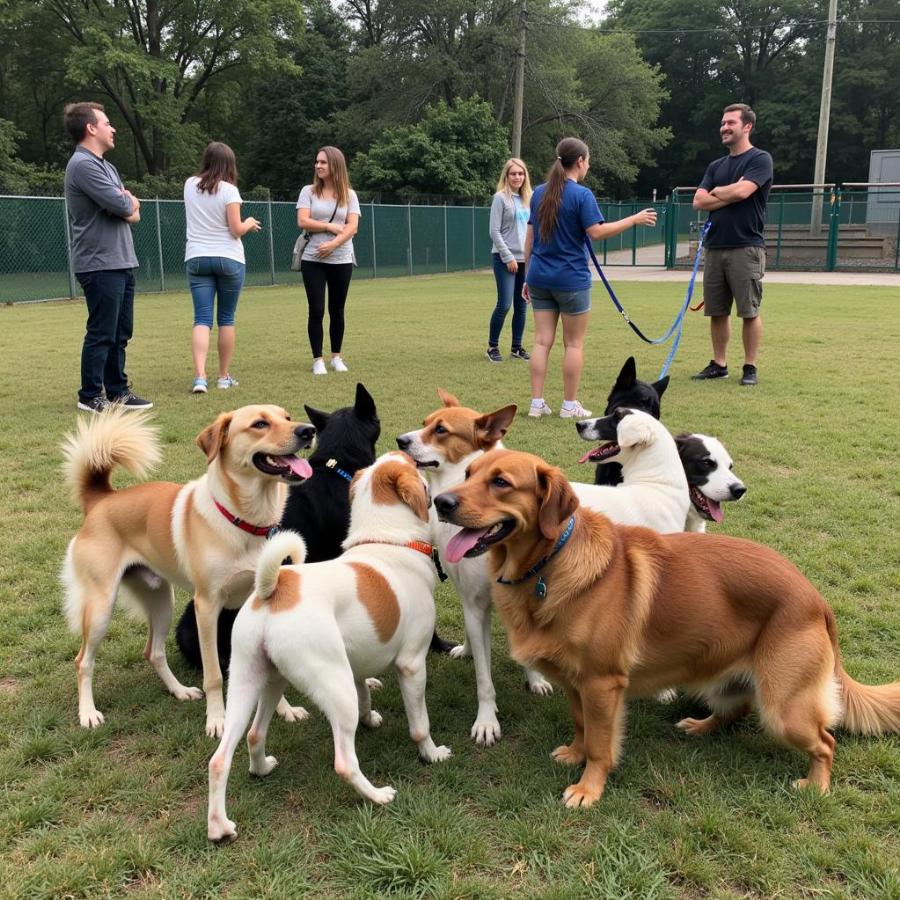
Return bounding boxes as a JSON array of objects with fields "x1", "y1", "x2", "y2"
[
  {"x1": 208, "y1": 451, "x2": 451, "y2": 843},
  {"x1": 61, "y1": 404, "x2": 314, "y2": 738}
]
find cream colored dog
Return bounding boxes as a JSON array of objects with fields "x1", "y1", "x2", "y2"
[
  {"x1": 208, "y1": 452, "x2": 450, "y2": 842},
  {"x1": 61, "y1": 404, "x2": 314, "y2": 737}
]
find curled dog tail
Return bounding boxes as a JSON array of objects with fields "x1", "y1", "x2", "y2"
[
  {"x1": 255, "y1": 530, "x2": 307, "y2": 600},
  {"x1": 61, "y1": 407, "x2": 161, "y2": 513},
  {"x1": 825, "y1": 607, "x2": 900, "y2": 735}
]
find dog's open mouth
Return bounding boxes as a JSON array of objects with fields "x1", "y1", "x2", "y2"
[
  {"x1": 689, "y1": 485, "x2": 723, "y2": 523},
  {"x1": 252, "y1": 452, "x2": 313, "y2": 482},
  {"x1": 578, "y1": 442, "x2": 620, "y2": 464},
  {"x1": 445, "y1": 519, "x2": 515, "y2": 562}
]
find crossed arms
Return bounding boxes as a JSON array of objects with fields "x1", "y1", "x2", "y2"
[{"x1": 693, "y1": 177, "x2": 759, "y2": 211}]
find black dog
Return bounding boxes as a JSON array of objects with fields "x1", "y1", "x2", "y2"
[
  {"x1": 594, "y1": 356, "x2": 669, "y2": 486},
  {"x1": 175, "y1": 383, "x2": 381, "y2": 674}
]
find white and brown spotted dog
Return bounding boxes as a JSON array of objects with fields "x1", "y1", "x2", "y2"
[
  {"x1": 208, "y1": 451, "x2": 450, "y2": 842},
  {"x1": 61, "y1": 405, "x2": 314, "y2": 738}
]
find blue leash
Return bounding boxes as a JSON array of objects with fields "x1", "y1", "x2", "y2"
[{"x1": 585, "y1": 219, "x2": 711, "y2": 379}]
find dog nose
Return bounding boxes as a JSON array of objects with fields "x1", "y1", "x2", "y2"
[
  {"x1": 396, "y1": 434, "x2": 411, "y2": 451},
  {"x1": 294, "y1": 424, "x2": 316, "y2": 446},
  {"x1": 575, "y1": 421, "x2": 589, "y2": 435},
  {"x1": 730, "y1": 484, "x2": 747, "y2": 500},
  {"x1": 433, "y1": 493, "x2": 459, "y2": 518}
]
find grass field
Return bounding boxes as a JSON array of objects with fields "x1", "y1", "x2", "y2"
[{"x1": 1, "y1": 273, "x2": 899, "y2": 898}]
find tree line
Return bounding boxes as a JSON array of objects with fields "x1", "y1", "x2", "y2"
[{"x1": 0, "y1": 0, "x2": 896, "y2": 200}]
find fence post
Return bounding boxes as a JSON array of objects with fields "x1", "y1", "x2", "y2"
[
  {"x1": 407, "y1": 203, "x2": 413, "y2": 276},
  {"x1": 444, "y1": 203, "x2": 448, "y2": 273},
  {"x1": 471, "y1": 203, "x2": 476, "y2": 270},
  {"x1": 266, "y1": 191, "x2": 276, "y2": 285},
  {"x1": 370, "y1": 202, "x2": 377, "y2": 278},
  {"x1": 62, "y1": 196, "x2": 76, "y2": 299},
  {"x1": 775, "y1": 192, "x2": 784, "y2": 268},
  {"x1": 154, "y1": 198, "x2": 165, "y2": 292},
  {"x1": 826, "y1": 188, "x2": 840, "y2": 271}
]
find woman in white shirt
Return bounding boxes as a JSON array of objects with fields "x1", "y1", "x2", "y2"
[
  {"x1": 184, "y1": 141, "x2": 261, "y2": 393},
  {"x1": 296, "y1": 146, "x2": 360, "y2": 375}
]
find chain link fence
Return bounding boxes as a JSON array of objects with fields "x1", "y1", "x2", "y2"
[{"x1": 0, "y1": 197, "x2": 497, "y2": 304}]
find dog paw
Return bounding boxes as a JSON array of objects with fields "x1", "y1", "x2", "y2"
[
  {"x1": 250, "y1": 755, "x2": 278, "y2": 777},
  {"x1": 449, "y1": 643, "x2": 471, "y2": 660},
  {"x1": 527, "y1": 674, "x2": 554, "y2": 696},
  {"x1": 362, "y1": 710, "x2": 383, "y2": 729},
  {"x1": 276, "y1": 699, "x2": 309, "y2": 723},
  {"x1": 206, "y1": 716, "x2": 225, "y2": 739},
  {"x1": 367, "y1": 785, "x2": 397, "y2": 805},
  {"x1": 675, "y1": 716, "x2": 715, "y2": 736},
  {"x1": 425, "y1": 744, "x2": 452, "y2": 763},
  {"x1": 562, "y1": 783, "x2": 602, "y2": 808},
  {"x1": 173, "y1": 684, "x2": 204, "y2": 702},
  {"x1": 655, "y1": 688, "x2": 678, "y2": 704},
  {"x1": 551, "y1": 744, "x2": 585, "y2": 766},
  {"x1": 791, "y1": 777, "x2": 827, "y2": 793},
  {"x1": 365, "y1": 677, "x2": 384, "y2": 692},
  {"x1": 208, "y1": 816, "x2": 238, "y2": 843},
  {"x1": 471, "y1": 718, "x2": 502, "y2": 747},
  {"x1": 79, "y1": 707, "x2": 106, "y2": 728}
]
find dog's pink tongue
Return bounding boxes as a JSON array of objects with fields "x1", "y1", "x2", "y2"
[
  {"x1": 445, "y1": 527, "x2": 490, "y2": 563},
  {"x1": 578, "y1": 449, "x2": 597, "y2": 464},
  {"x1": 286, "y1": 456, "x2": 313, "y2": 480},
  {"x1": 708, "y1": 499, "x2": 723, "y2": 523}
]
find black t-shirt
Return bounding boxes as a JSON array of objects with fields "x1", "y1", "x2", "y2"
[{"x1": 699, "y1": 148, "x2": 774, "y2": 248}]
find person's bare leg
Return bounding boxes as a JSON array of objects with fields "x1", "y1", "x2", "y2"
[
  {"x1": 742, "y1": 315, "x2": 761, "y2": 366},
  {"x1": 192, "y1": 325, "x2": 210, "y2": 379},
  {"x1": 710, "y1": 315, "x2": 731, "y2": 367},
  {"x1": 560, "y1": 312, "x2": 591, "y2": 402},
  {"x1": 217, "y1": 325, "x2": 235, "y2": 378},
  {"x1": 529, "y1": 310, "x2": 559, "y2": 400}
]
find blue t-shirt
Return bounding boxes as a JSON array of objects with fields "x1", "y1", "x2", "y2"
[{"x1": 526, "y1": 180, "x2": 603, "y2": 292}]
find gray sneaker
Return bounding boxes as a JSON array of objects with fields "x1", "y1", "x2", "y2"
[
  {"x1": 740, "y1": 365, "x2": 758, "y2": 386},
  {"x1": 77, "y1": 396, "x2": 110, "y2": 414}
]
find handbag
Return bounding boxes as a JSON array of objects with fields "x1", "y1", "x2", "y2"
[{"x1": 291, "y1": 200, "x2": 338, "y2": 271}]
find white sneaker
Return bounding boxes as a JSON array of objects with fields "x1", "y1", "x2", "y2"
[
  {"x1": 330, "y1": 356, "x2": 348, "y2": 373},
  {"x1": 216, "y1": 374, "x2": 238, "y2": 390},
  {"x1": 559, "y1": 401, "x2": 592, "y2": 418},
  {"x1": 528, "y1": 401, "x2": 553, "y2": 418},
  {"x1": 312, "y1": 359, "x2": 327, "y2": 376}
]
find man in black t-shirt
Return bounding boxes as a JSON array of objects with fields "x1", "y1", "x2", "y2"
[{"x1": 692, "y1": 103, "x2": 773, "y2": 386}]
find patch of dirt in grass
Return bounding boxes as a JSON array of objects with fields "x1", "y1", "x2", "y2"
[
  {"x1": 640, "y1": 788, "x2": 672, "y2": 812},
  {"x1": 0, "y1": 677, "x2": 18, "y2": 697}
]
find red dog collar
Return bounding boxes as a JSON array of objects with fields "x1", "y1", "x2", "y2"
[{"x1": 214, "y1": 499, "x2": 279, "y2": 538}]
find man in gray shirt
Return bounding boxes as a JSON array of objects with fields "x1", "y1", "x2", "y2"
[{"x1": 64, "y1": 102, "x2": 152, "y2": 412}]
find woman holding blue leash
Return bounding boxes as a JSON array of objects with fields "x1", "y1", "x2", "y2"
[
  {"x1": 487, "y1": 158, "x2": 533, "y2": 363},
  {"x1": 525, "y1": 137, "x2": 656, "y2": 418}
]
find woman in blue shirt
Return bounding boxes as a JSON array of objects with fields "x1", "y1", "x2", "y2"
[{"x1": 525, "y1": 137, "x2": 657, "y2": 418}]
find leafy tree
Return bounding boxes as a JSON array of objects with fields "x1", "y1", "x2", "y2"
[{"x1": 351, "y1": 96, "x2": 510, "y2": 198}]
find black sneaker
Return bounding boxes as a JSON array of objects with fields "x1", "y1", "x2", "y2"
[
  {"x1": 510, "y1": 346, "x2": 530, "y2": 361},
  {"x1": 691, "y1": 360, "x2": 728, "y2": 380},
  {"x1": 109, "y1": 390, "x2": 154, "y2": 410},
  {"x1": 77, "y1": 396, "x2": 110, "y2": 414},
  {"x1": 740, "y1": 364, "x2": 758, "y2": 386},
  {"x1": 486, "y1": 347, "x2": 503, "y2": 363}
]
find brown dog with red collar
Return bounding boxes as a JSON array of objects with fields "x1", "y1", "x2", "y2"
[
  {"x1": 61, "y1": 404, "x2": 314, "y2": 737},
  {"x1": 434, "y1": 444, "x2": 900, "y2": 806}
]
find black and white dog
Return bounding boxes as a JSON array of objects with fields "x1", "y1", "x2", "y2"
[{"x1": 175, "y1": 383, "x2": 381, "y2": 674}]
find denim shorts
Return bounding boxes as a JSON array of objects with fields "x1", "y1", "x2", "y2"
[
  {"x1": 186, "y1": 256, "x2": 246, "y2": 327},
  {"x1": 528, "y1": 284, "x2": 592, "y2": 315}
]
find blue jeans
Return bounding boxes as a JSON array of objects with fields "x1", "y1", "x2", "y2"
[
  {"x1": 77, "y1": 268, "x2": 135, "y2": 403},
  {"x1": 187, "y1": 256, "x2": 246, "y2": 327},
  {"x1": 489, "y1": 254, "x2": 527, "y2": 348}
]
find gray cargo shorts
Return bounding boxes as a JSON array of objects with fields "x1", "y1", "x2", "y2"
[{"x1": 702, "y1": 246, "x2": 765, "y2": 318}]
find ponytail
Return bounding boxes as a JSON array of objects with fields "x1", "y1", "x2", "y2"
[{"x1": 536, "y1": 138, "x2": 589, "y2": 242}]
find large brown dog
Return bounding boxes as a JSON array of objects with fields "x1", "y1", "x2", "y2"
[
  {"x1": 434, "y1": 445, "x2": 900, "y2": 807},
  {"x1": 61, "y1": 405, "x2": 314, "y2": 737}
]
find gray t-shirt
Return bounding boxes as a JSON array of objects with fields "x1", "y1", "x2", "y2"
[
  {"x1": 64, "y1": 146, "x2": 138, "y2": 273},
  {"x1": 296, "y1": 185, "x2": 361, "y2": 265}
]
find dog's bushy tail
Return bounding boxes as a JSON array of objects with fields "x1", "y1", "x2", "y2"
[
  {"x1": 254, "y1": 531, "x2": 307, "y2": 600},
  {"x1": 825, "y1": 608, "x2": 900, "y2": 735},
  {"x1": 61, "y1": 407, "x2": 161, "y2": 513}
]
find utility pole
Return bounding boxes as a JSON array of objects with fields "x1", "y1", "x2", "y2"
[
  {"x1": 511, "y1": 0, "x2": 527, "y2": 157},
  {"x1": 810, "y1": 0, "x2": 838, "y2": 234}
]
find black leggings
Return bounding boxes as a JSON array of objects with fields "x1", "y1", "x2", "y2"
[{"x1": 300, "y1": 260, "x2": 354, "y2": 357}]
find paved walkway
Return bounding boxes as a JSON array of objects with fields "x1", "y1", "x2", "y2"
[{"x1": 596, "y1": 243, "x2": 900, "y2": 286}]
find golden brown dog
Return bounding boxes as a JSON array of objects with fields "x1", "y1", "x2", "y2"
[
  {"x1": 61, "y1": 404, "x2": 314, "y2": 737},
  {"x1": 434, "y1": 447, "x2": 900, "y2": 807}
]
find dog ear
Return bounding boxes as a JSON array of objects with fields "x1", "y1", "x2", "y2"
[
  {"x1": 304, "y1": 405, "x2": 330, "y2": 434},
  {"x1": 537, "y1": 463, "x2": 579, "y2": 541},
  {"x1": 196, "y1": 412, "x2": 233, "y2": 463},
  {"x1": 395, "y1": 468, "x2": 431, "y2": 522},
  {"x1": 437, "y1": 388, "x2": 461, "y2": 408},
  {"x1": 616, "y1": 411, "x2": 655, "y2": 449},
  {"x1": 354, "y1": 383, "x2": 377, "y2": 419},
  {"x1": 652, "y1": 375, "x2": 670, "y2": 399},
  {"x1": 613, "y1": 357, "x2": 637, "y2": 391},
  {"x1": 474, "y1": 404, "x2": 517, "y2": 449}
]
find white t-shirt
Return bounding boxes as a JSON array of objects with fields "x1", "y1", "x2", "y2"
[
  {"x1": 296, "y1": 185, "x2": 361, "y2": 265},
  {"x1": 183, "y1": 176, "x2": 245, "y2": 263}
]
